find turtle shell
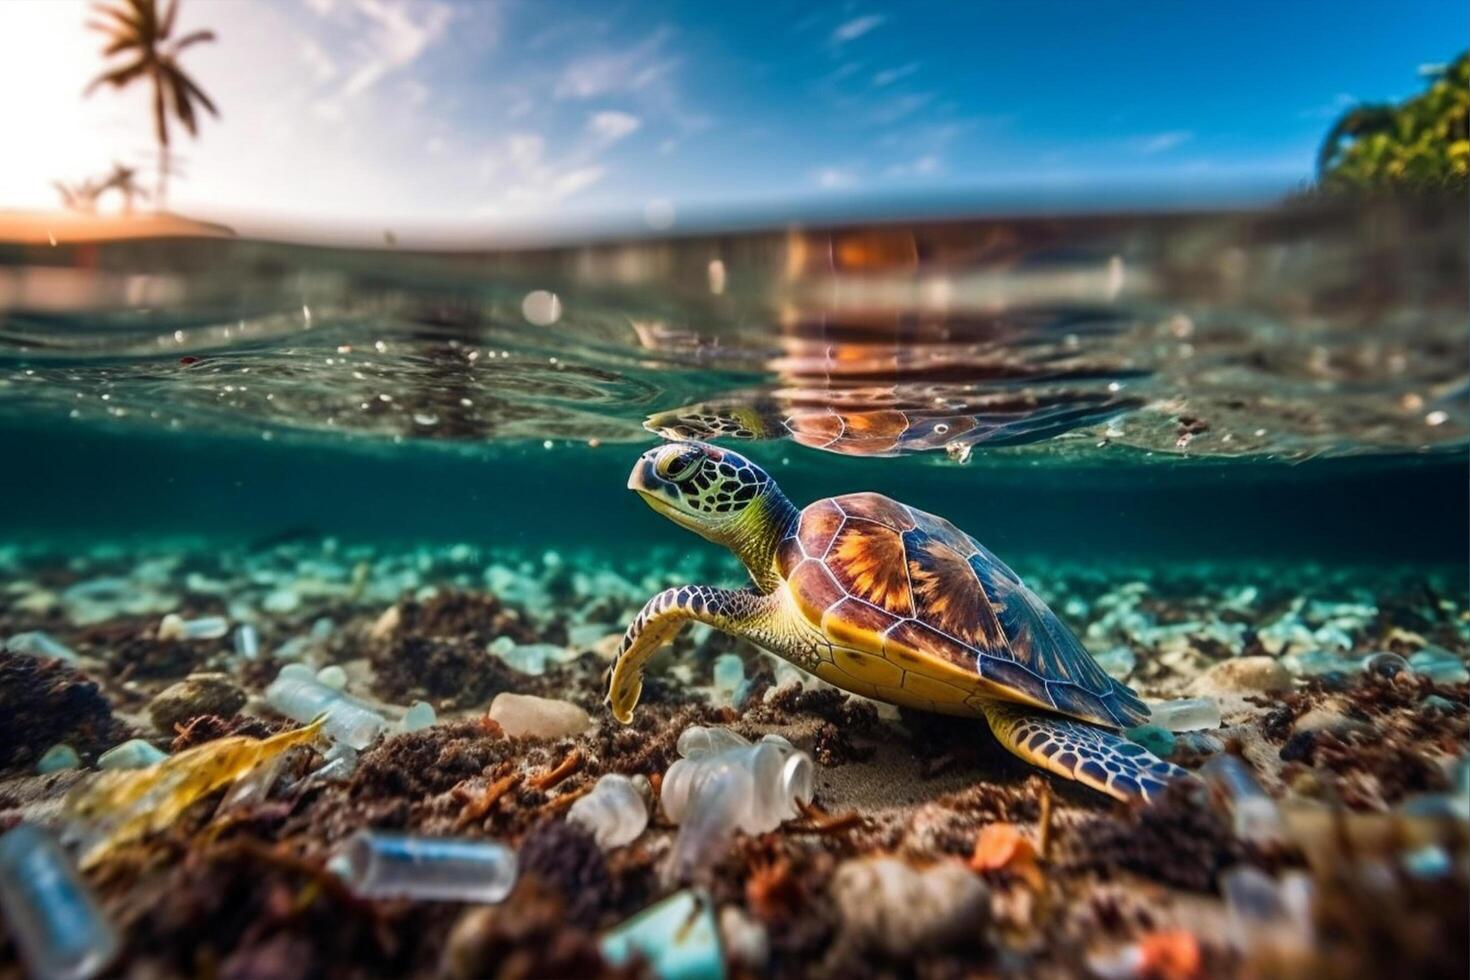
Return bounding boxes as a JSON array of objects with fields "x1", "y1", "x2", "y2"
[{"x1": 775, "y1": 492, "x2": 1147, "y2": 729}]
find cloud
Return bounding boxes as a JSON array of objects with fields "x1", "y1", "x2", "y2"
[
  {"x1": 588, "y1": 110, "x2": 642, "y2": 142},
  {"x1": 814, "y1": 166, "x2": 858, "y2": 189},
  {"x1": 1133, "y1": 130, "x2": 1193, "y2": 155},
  {"x1": 832, "y1": 15, "x2": 884, "y2": 43},
  {"x1": 554, "y1": 28, "x2": 677, "y2": 100},
  {"x1": 339, "y1": 0, "x2": 453, "y2": 98},
  {"x1": 873, "y1": 62, "x2": 919, "y2": 87},
  {"x1": 885, "y1": 154, "x2": 940, "y2": 178}
]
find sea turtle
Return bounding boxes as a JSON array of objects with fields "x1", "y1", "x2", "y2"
[{"x1": 609, "y1": 441, "x2": 1189, "y2": 804}]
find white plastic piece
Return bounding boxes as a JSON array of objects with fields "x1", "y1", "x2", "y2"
[
  {"x1": 233, "y1": 624, "x2": 260, "y2": 660},
  {"x1": 660, "y1": 727, "x2": 814, "y2": 882},
  {"x1": 316, "y1": 665, "x2": 348, "y2": 690},
  {"x1": 567, "y1": 774, "x2": 650, "y2": 849},
  {"x1": 328, "y1": 831, "x2": 517, "y2": 903},
  {"x1": 265, "y1": 668, "x2": 386, "y2": 750},
  {"x1": 5, "y1": 631, "x2": 78, "y2": 662},
  {"x1": 1145, "y1": 696, "x2": 1221, "y2": 732},
  {"x1": 158, "y1": 614, "x2": 229, "y2": 642}
]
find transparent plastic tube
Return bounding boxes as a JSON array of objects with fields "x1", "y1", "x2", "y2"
[
  {"x1": 265, "y1": 670, "x2": 385, "y2": 749},
  {"x1": 327, "y1": 831, "x2": 517, "y2": 903},
  {"x1": 1146, "y1": 696, "x2": 1222, "y2": 732},
  {"x1": 0, "y1": 824, "x2": 119, "y2": 980}
]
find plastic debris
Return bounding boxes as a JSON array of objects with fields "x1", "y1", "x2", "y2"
[
  {"x1": 1125, "y1": 723, "x2": 1177, "y2": 759},
  {"x1": 233, "y1": 623, "x2": 260, "y2": 660},
  {"x1": 97, "y1": 739, "x2": 167, "y2": 771},
  {"x1": 1200, "y1": 754, "x2": 1283, "y2": 846},
  {"x1": 831, "y1": 856, "x2": 988, "y2": 956},
  {"x1": 400, "y1": 700, "x2": 437, "y2": 732},
  {"x1": 157, "y1": 614, "x2": 229, "y2": 641},
  {"x1": 1361, "y1": 651, "x2": 1411, "y2": 678},
  {"x1": 1093, "y1": 646, "x2": 1137, "y2": 680},
  {"x1": 7, "y1": 631, "x2": 79, "y2": 662},
  {"x1": 0, "y1": 823, "x2": 120, "y2": 980},
  {"x1": 1409, "y1": 646, "x2": 1470, "y2": 685},
  {"x1": 1220, "y1": 866, "x2": 1313, "y2": 955},
  {"x1": 1281, "y1": 649, "x2": 1360, "y2": 677},
  {"x1": 265, "y1": 666, "x2": 386, "y2": 749},
  {"x1": 328, "y1": 831, "x2": 518, "y2": 904},
  {"x1": 316, "y1": 664, "x2": 348, "y2": 690},
  {"x1": 567, "y1": 773, "x2": 650, "y2": 849},
  {"x1": 600, "y1": 888, "x2": 725, "y2": 980},
  {"x1": 1087, "y1": 930, "x2": 1201, "y2": 980},
  {"x1": 487, "y1": 692, "x2": 591, "y2": 739},
  {"x1": 1145, "y1": 697, "x2": 1221, "y2": 732},
  {"x1": 63, "y1": 717, "x2": 325, "y2": 868},
  {"x1": 969, "y1": 823, "x2": 1043, "y2": 889},
  {"x1": 717, "y1": 906, "x2": 768, "y2": 971},
  {"x1": 37, "y1": 744, "x2": 81, "y2": 774},
  {"x1": 660, "y1": 726, "x2": 813, "y2": 882}
]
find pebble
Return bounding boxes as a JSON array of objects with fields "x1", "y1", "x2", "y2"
[
  {"x1": 36, "y1": 744, "x2": 80, "y2": 774},
  {"x1": 1191, "y1": 656, "x2": 1292, "y2": 696},
  {"x1": 1291, "y1": 706, "x2": 1371, "y2": 738},
  {"x1": 487, "y1": 693, "x2": 591, "y2": 739},
  {"x1": 831, "y1": 856, "x2": 989, "y2": 956},
  {"x1": 147, "y1": 673, "x2": 247, "y2": 732},
  {"x1": 98, "y1": 739, "x2": 168, "y2": 770},
  {"x1": 719, "y1": 905, "x2": 769, "y2": 971}
]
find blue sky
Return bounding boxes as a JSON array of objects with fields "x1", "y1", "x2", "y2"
[{"x1": 2, "y1": 0, "x2": 1462, "y2": 235}]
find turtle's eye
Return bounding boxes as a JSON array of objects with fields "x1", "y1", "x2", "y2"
[{"x1": 656, "y1": 447, "x2": 702, "y2": 482}]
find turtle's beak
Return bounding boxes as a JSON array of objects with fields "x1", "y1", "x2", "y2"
[{"x1": 626, "y1": 452, "x2": 660, "y2": 493}]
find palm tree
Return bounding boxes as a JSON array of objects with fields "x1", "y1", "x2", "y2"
[
  {"x1": 53, "y1": 178, "x2": 102, "y2": 213},
  {"x1": 84, "y1": 0, "x2": 219, "y2": 207},
  {"x1": 1315, "y1": 103, "x2": 1398, "y2": 177},
  {"x1": 100, "y1": 162, "x2": 151, "y2": 214}
]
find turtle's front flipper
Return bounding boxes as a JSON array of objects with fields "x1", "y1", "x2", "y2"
[
  {"x1": 982, "y1": 701, "x2": 1193, "y2": 805},
  {"x1": 608, "y1": 586, "x2": 772, "y2": 723}
]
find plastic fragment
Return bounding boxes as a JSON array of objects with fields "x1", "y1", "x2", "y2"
[
  {"x1": 1145, "y1": 697, "x2": 1221, "y2": 732},
  {"x1": 1220, "y1": 866, "x2": 1313, "y2": 954},
  {"x1": 1200, "y1": 754, "x2": 1283, "y2": 845},
  {"x1": 1087, "y1": 930, "x2": 1201, "y2": 980},
  {"x1": 233, "y1": 623, "x2": 260, "y2": 660},
  {"x1": 97, "y1": 740, "x2": 167, "y2": 771},
  {"x1": 6, "y1": 631, "x2": 78, "y2": 662},
  {"x1": 38, "y1": 745, "x2": 81, "y2": 774},
  {"x1": 831, "y1": 856, "x2": 989, "y2": 956},
  {"x1": 328, "y1": 831, "x2": 518, "y2": 904},
  {"x1": 600, "y1": 889, "x2": 725, "y2": 980},
  {"x1": 1125, "y1": 723, "x2": 1176, "y2": 759},
  {"x1": 1361, "y1": 651, "x2": 1411, "y2": 678},
  {"x1": 567, "y1": 774, "x2": 650, "y2": 849},
  {"x1": 0, "y1": 824, "x2": 119, "y2": 980},
  {"x1": 157, "y1": 614, "x2": 229, "y2": 641},
  {"x1": 400, "y1": 700, "x2": 437, "y2": 732},
  {"x1": 265, "y1": 667, "x2": 386, "y2": 749},
  {"x1": 969, "y1": 823, "x2": 1043, "y2": 889},
  {"x1": 63, "y1": 717, "x2": 325, "y2": 868},
  {"x1": 660, "y1": 726, "x2": 813, "y2": 882}
]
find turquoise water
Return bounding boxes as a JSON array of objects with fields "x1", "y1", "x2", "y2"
[{"x1": 0, "y1": 194, "x2": 1464, "y2": 570}]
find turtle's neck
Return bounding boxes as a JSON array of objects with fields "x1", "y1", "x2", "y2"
[{"x1": 727, "y1": 486, "x2": 800, "y2": 593}]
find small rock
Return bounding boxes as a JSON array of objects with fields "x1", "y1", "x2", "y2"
[
  {"x1": 400, "y1": 700, "x2": 437, "y2": 732},
  {"x1": 831, "y1": 856, "x2": 988, "y2": 956},
  {"x1": 488, "y1": 693, "x2": 591, "y2": 739},
  {"x1": 1125, "y1": 724, "x2": 1177, "y2": 759},
  {"x1": 98, "y1": 738, "x2": 168, "y2": 770},
  {"x1": 368, "y1": 605, "x2": 401, "y2": 642},
  {"x1": 148, "y1": 673, "x2": 247, "y2": 732},
  {"x1": 1192, "y1": 656, "x2": 1292, "y2": 696}
]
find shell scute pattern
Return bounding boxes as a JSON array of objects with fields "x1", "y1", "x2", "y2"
[{"x1": 782, "y1": 493, "x2": 1147, "y2": 729}]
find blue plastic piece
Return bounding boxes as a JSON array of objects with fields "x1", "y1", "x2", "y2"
[
  {"x1": 0, "y1": 824, "x2": 119, "y2": 980},
  {"x1": 600, "y1": 889, "x2": 725, "y2": 980},
  {"x1": 1124, "y1": 723, "x2": 1176, "y2": 759}
]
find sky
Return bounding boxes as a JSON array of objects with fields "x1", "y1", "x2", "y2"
[{"x1": 0, "y1": 0, "x2": 1461, "y2": 237}]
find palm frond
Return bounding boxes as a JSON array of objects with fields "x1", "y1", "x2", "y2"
[
  {"x1": 167, "y1": 69, "x2": 198, "y2": 135},
  {"x1": 89, "y1": 1, "x2": 142, "y2": 33},
  {"x1": 85, "y1": 56, "x2": 149, "y2": 94},
  {"x1": 158, "y1": 0, "x2": 179, "y2": 40},
  {"x1": 170, "y1": 29, "x2": 216, "y2": 52},
  {"x1": 172, "y1": 64, "x2": 219, "y2": 118},
  {"x1": 102, "y1": 33, "x2": 141, "y2": 57}
]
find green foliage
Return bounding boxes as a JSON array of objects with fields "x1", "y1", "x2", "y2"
[{"x1": 1318, "y1": 53, "x2": 1468, "y2": 189}]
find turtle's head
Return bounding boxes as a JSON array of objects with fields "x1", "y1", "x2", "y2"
[{"x1": 628, "y1": 441, "x2": 794, "y2": 567}]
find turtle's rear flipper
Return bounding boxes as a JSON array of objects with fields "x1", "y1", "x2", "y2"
[{"x1": 982, "y1": 701, "x2": 1193, "y2": 805}]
